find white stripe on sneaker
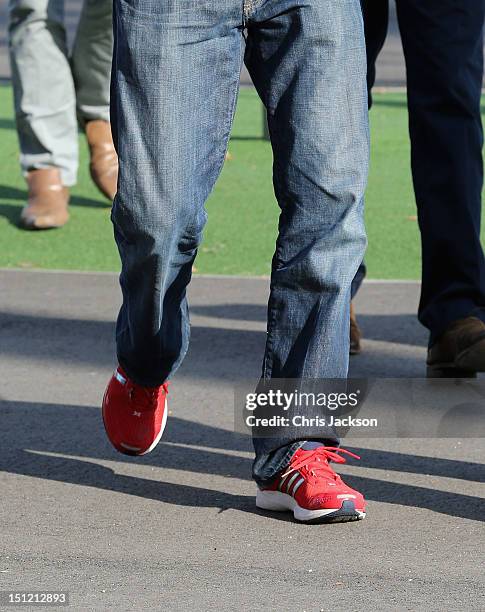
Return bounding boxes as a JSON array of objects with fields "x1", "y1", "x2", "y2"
[
  {"x1": 115, "y1": 370, "x2": 127, "y2": 385},
  {"x1": 278, "y1": 472, "x2": 290, "y2": 492},
  {"x1": 291, "y1": 477, "x2": 305, "y2": 497},
  {"x1": 285, "y1": 472, "x2": 300, "y2": 494}
]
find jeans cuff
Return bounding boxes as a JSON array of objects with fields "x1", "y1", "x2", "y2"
[{"x1": 252, "y1": 441, "x2": 305, "y2": 488}]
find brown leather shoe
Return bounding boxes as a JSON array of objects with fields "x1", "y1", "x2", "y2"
[
  {"x1": 85, "y1": 120, "x2": 118, "y2": 201},
  {"x1": 427, "y1": 316, "x2": 485, "y2": 377},
  {"x1": 350, "y1": 302, "x2": 362, "y2": 355},
  {"x1": 20, "y1": 168, "x2": 69, "y2": 230}
]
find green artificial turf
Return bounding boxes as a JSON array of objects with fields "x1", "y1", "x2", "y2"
[{"x1": 0, "y1": 84, "x2": 483, "y2": 278}]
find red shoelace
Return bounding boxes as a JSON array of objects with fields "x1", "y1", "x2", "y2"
[
  {"x1": 282, "y1": 446, "x2": 360, "y2": 480},
  {"x1": 127, "y1": 382, "x2": 169, "y2": 411}
]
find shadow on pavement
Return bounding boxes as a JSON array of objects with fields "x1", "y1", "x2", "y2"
[
  {"x1": 191, "y1": 303, "x2": 427, "y2": 348},
  {"x1": 191, "y1": 303, "x2": 268, "y2": 322},
  {"x1": 0, "y1": 400, "x2": 483, "y2": 522},
  {"x1": 0, "y1": 310, "x2": 265, "y2": 380},
  {"x1": 0, "y1": 309, "x2": 427, "y2": 379}
]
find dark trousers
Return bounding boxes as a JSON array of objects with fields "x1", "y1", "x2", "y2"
[{"x1": 354, "y1": 0, "x2": 485, "y2": 346}]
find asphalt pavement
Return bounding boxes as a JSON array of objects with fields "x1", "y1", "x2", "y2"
[{"x1": 0, "y1": 269, "x2": 484, "y2": 611}]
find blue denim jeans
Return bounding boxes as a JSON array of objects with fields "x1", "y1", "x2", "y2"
[{"x1": 110, "y1": 0, "x2": 369, "y2": 486}]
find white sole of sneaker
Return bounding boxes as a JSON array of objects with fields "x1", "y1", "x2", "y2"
[{"x1": 256, "y1": 490, "x2": 365, "y2": 523}]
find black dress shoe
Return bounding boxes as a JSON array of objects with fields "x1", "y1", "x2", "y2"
[{"x1": 427, "y1": 316, "x2": 485, "y2": 378}]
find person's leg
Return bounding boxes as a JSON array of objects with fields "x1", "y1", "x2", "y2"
[
  {"x1": 71, "y1": 0, "x2": 112, "y2": 126},
  {"x1": 244, "y1": 0, "x2": 369, "y2": 485},
  {"x1": 110, "y1": 0, "x2": 245, "y2": 387},
  {"x1": 396, "y1": 0, "x2": 485, "y2": 345},
  {"x1": 71, "y1": 0, "x2": 117, "y2": 201},
  {"x1": 8, "y1": 0, "x2": 78, "y2": 187},
  {"x1": 350, "y1": 0, "x2": 389, "y2": 301},
  {"x1": 362, "y1": 0, "x2": 389, "y2": 108}
]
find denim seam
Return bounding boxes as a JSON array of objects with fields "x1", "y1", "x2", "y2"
[
  {"x1": 262, "y1": 287, "x2": 278, "y2": 377},
  {"x1": 218, "y1": 41, "x2": 245, "y2": 180},
  {"x1": 262, "y1": 238, "x2": 282, "y2": 377}
]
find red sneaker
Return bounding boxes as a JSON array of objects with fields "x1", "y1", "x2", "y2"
[
  {"x1": 102, "y1": 367, "x2": 169, "y2": 456},
  {"x1": 256, "y1": 446, "x2": 366, "y2": 523}
]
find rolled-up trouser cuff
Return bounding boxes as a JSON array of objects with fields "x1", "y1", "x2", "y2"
[
  {"x1": 77, "y1": 104, "x2": 111, "y2": 129},
  {"x1": 252, "y1": 441, "x2": 305, "y2": 488},
  {"x1": 21, "y1": 159, "x2": 77, "y2": 187}
]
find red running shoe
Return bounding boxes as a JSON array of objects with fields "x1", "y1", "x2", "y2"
[
  {"x1": 102, "y1": 367, "x2": 169, "y2": 456},
  {"x1": 256, "y1": 446, "x2": 366, "y2": 523}
]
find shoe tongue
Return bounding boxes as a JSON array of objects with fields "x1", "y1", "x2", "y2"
[
  {"x1": 301, "y1": 441, "x2": 325, "y2": 450},
  {"x1": 298, "y1": 442, "x2": 335, "y2": 475}
]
